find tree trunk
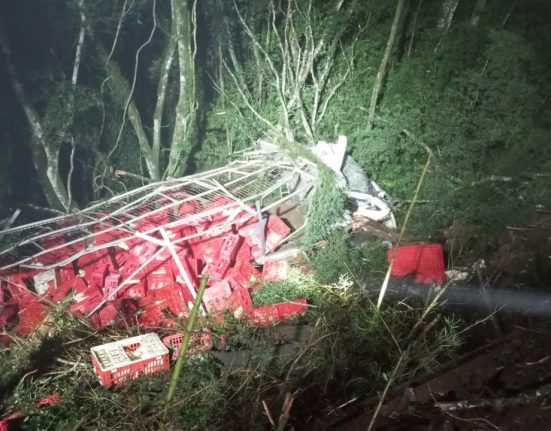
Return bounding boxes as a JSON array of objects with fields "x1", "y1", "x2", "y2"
[
  {"x1": 438, "y1": 0, "x2": 460, "y2": 31},
  {"x1": 94, "y1": 40, "x2": 161, "y2": 180},
  {"x1": 407, "y1": 0, "x2": 423, "y2": 57},
  {"x1": 470, "y1": 0, "x2": 486, "y2": 26},
  {"x1": 165, "y1": 0, "x2": 197, "y2": 178},
  {"x1": 366, "y1": 0, "x2": 406, "y2": 130},
  {"x1": 0, "y1": 21, "x2": 70, "y2": 212},
  {"x1": 152, "y1": 9, "x2": 177, "y2": 169}
]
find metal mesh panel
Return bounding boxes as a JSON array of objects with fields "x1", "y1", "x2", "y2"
[{"x1": 0, "y1": 158, "x2": 308, "y2": 272}]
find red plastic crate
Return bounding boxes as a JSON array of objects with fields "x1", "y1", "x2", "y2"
[
  {"x1": 40, "y1": 233, "x2": 66, "y2": 250},
  {"x1": 90, "y1": 333, "x2": 170, "y2": 387},
  {"x1": 103, "y1": 273, "x2": 121, "y2": 300},
  {"x1": 120, "y1": 282, "x2": 146, "y2": 299},
  {"x1": 90, "y1": 264, "x2": 108, "y2": 288},
  {"x1": 166, "y1": 295, "x2": 188, "y2": 317},
  {"x1": 388, "y1": 244, "x2": 446, "y2": 285},
  {"x1": 235, "y1": 243, "x2": 252, "y2": 262},
  {"x1": 178, "y1": 225, "x2": 199, "y2": 245},
  {"x1": 92, "y1": 249, "x2": 117, "y2": 270},
  {"x1": 59, "y1": 266, "x2": 75, "y2": 283},
  {"x1": 127, "y1": 240, "x2": 158, "y2": 266},
  {"x1": 116, "y1": 299, "x2": 139, "y2": 324},
  {"x1": 265, "y1": 215, "x2": 291, "y2": 252},
  {"x1": 276, "y1": 299, "x2": 308, "y2": 319},
  {"x1": 202, "y1": 281, "x2": 232, "y2": 313},
  {"x1": 171, "y1": 254, "x2": 200, "y2": 288},
  {"x1": 77, "y1": 253, "x2": 96, "y2": 277},
  {"x1": 114, "y1": 248, "x2": 131, "y2": 267},
  {"x1": 205, "y1": 257, "x2": 232, "y2": 280},
  {"x1": 162, "y1": 329, "x2": 213, "y2": 360},
  {"x1": 72, "y1": 276, "x2": 89, "y2": 296},
  {"x1": 152, "y1": 208, "x2": 171, "y2": 226},
  {"x1": 178, "y1": 200, "x2": 197, "y2": 218},
  {"x1": 147, "y1": 274, "x2": 174, "y2": 291},
  {"x1": 138, "y1": 305, "x2": 177, "y2": 328},
  {"x1": 33, "y1": 269, "x2": 60, "y2": 295},
  {"x1": 194, "y1": 237, "x2": 223, "y2": 263},
  {"x1": 151, "y1": 285, "x2": 175, "y2": 301},
  {"x1": 35, "y1": 392, "x2": 60, "y2": 407},
  {"x1": 229, "y1": 260, "x2": 262, "y2": 287},
  {"x1": 227, "y1": 285, "x2": 253, "y2": 317},
  {"x1": 94, "y1": 230, "x2": 121, "y2": 247},
  {"x1": 70, "y1": 289, "x2": 102, "y2": 317},
  {"x1": 247, "y1": 305, "x2": 280, "y2": 326},
  {"x1": 147, "y1": 255, "x2": 173, "y2": 277},
  {"x1": 218, "y1": 234, "x2": 242, "y2": 260},
  {"x1": 138, "y1": 304, "x2": 165, "y2": 327},
  {"x1": 48, "y1": 276, "x2": 76, "y2": 303},
  {"x1": 0, "y1": 305, "x2": 17, "y2": 328},
  {"x1": 5, "y1": 276, "x2": 36, "y2": 305},
  {"x1": 237, "y1": 222, "x2": 259, "y2": 247},
  {"x1": 247, "y1": 299, "x2": 308, "y2": 326},
  {"x1": 90, "y1": 303, "x2": 119, "y2": 330},
  {"x1": 202, "y1": 196, "x2": 232, "y2": 220},
  {"x1": 16, "y1": 299, "x2": 49, "y2": 336},
  {"x1": 213, "y1": 195, "x2": 235, "y2": 208}
]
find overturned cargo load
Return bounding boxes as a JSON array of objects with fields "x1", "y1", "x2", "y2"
[{"x1": 0, "y1": 138, "x2": 395, "y2": 337}]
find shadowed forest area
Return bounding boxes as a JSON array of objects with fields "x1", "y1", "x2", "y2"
[{"x1": 0, "y1": 0, "x2": 550, "y2": 429}]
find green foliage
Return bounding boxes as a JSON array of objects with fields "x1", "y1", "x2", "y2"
[
  {"x1": 5, "y1": 329, "x2": 225, "y2": 431},
  {"x1": 301, "y1": 168, "x2": 347, "y2": 249},
  {"x1": 335, "y1": 20, "x2": 551, "y2": 245},
  {"x1": 310, "y1": 233, "x2": 388, "y2": 285},
  {"x1": 196, "y1": 101, "x2": 261, "y2": 170},
  {"x1": 0, "y1": 341, "x2": 35, "y2": 391},
  {"x1": 252, "y1": 267, "x2": 320, "y2": 306}
]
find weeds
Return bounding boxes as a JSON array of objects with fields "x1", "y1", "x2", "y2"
[{"x1": 0, "y1": 235, "x2": 465, "y2": 430}]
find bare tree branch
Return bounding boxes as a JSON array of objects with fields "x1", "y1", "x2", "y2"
[
  {"x1": 165, "y1": 0, "x2": 198, "y2": 178},
  {"x1": 0, "y1": 18, "x2": 70, "y2": 211},
  {"x1": 110, "y1": 0, "x2": 158, "y2": 178},
  {"x1": 227, "y1": 0, "x2": 358, "y2": 144},
  {"x1": 222, "y1": 59, "x2": 278, "y2": 131},
  {"x1": 367, "y1": 0, "x2": 406, "y2": 131},
  {"x1": 66, "y1": 0, "x2": 87, "y2": 212},
  {"x1": 152, "y1": 2, "x2": 176, "y2": 161},
  {"x1": 98, "y1": 0, "x2": 130, "y2": 148},
  {"x1": 234, "y1": 0, "x2": 290, "y2": 134}
]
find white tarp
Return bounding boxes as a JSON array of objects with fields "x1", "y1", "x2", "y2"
[{"x1": 313, "y1": 136, "x2": 396, "y2": 228}]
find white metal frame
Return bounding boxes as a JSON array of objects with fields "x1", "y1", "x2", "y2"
[{"x1": 0, "y1": 154, "x2": 316, "y2": 313}]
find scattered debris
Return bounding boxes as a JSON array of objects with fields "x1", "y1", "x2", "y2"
[
  {"x1": 445, "y1": 269, "x2": 470, "y2": 282},
  {"x1": 0, "y1": 392, "x2": 59, "y2": 431},
  {"x1": 0, "y1": 139, "x2": 402, "y2": 394},
  {"x1": 312, "y1": 136, "x2": 396, "y2": 228},
  {"x1": 0, "y1": 156, "x2": 315, "y2": 341}
]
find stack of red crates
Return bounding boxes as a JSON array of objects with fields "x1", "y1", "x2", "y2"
[{"x1": 0, "y1": 196, "x2": 308, "y2": 339}]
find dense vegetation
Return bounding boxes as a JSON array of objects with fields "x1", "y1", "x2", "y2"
[
  {"x1": 0, "y1": 0, "x2": 550, "y2": 429},
  {"x1": 0, "y1": 0, "x2": 549, "y2": 245}
]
